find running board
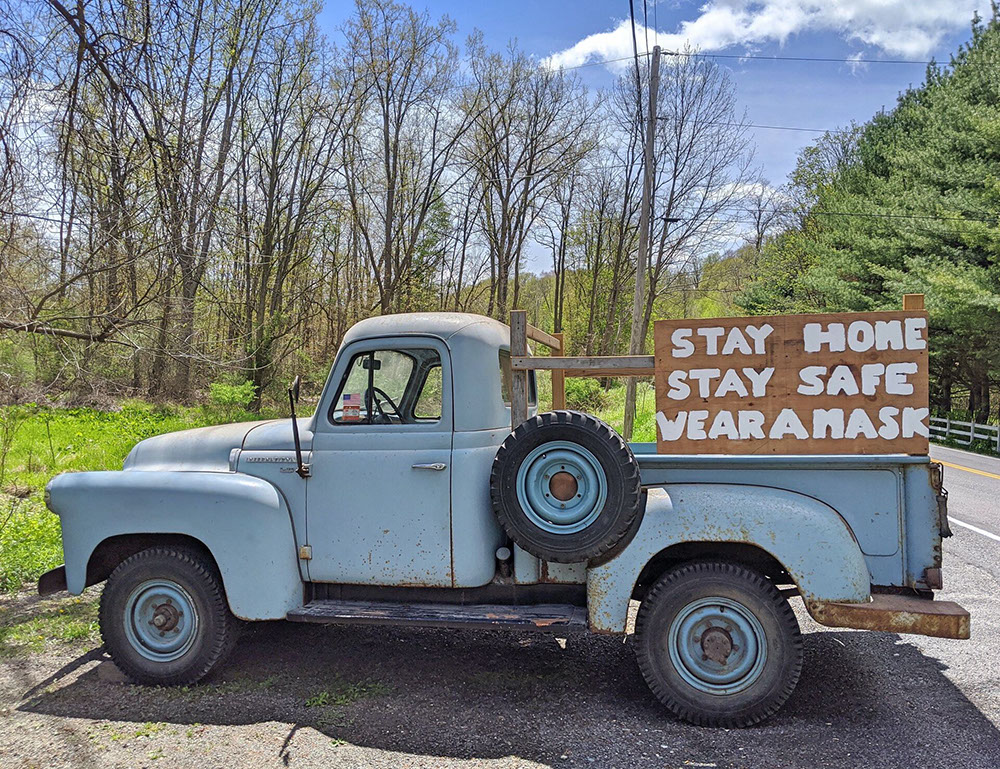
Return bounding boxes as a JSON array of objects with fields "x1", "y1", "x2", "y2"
[{"x1": 286, "y1": 600, "x2": 588, "y2": 632}]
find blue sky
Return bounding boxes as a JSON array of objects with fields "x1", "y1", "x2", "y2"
[{"x1": 319, "y1": 0, "x2": 986, "y2": 187}]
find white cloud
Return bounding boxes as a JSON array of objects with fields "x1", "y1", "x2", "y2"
[
  {"x1": 543, "y1": 1, "x2": 984, "y2": 70},
  {"x1": 846, "y1": 51, "x2": 869, "y2": 75}
]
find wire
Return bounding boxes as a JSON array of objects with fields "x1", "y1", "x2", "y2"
[
  {"x1": 628, "y1": 0, "x2": 643, "y2": 87},
  {"x1": 657, "y1": 117, "x2": 831, "y2": 133},
  {"x1": 717, "y1": 208, "x2": 995, "y2": 224},
  {"x1": 551, "y1": 51, "x2": 932, "y2": 73},
  {"x1": 661, "y1": 50, "x2": 932, "y2": 66},
  {"x1": 642, "y1": 0, "x2": 650, "y2": 67}
]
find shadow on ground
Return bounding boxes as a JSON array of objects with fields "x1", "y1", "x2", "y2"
[{"x1": 12, "y1": 618, "x2": 1000, "y2": 768}]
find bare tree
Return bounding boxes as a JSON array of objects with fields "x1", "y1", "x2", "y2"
[
  {"x1": 340, "y1": 0, "x2": 471, "y2": 314},
  {"x1": 463, "y1": 37, "x2": 595, "y2": 320},
  {"x1": 638, "y1": 49, "x2": 757, "y2": 344}
]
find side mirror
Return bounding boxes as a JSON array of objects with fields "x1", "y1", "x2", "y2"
[{"x1": 290, "y1": 375, "x2": 301, "y2": 404}]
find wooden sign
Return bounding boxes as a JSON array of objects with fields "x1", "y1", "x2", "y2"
[{"x1": 653, "y1": 311, "x2": 929, "y2": 455}]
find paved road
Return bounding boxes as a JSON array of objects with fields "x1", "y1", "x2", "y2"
[{"x1": 3, "y1": 447, "x2": 1000, "y2": 768}]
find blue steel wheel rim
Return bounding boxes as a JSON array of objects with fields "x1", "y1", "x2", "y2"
[
  {"x1": 123, "y1": 579, "x2": 199, "y2": 662},
  {"x1": 667, "y1": 597, "x2": 767, "y2": 695},
  {"x1": 515, "y1": 441, "x2": 608, "y2": 535}
]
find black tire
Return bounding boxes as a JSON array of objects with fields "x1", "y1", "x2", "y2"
[
  {"x1": 99, "y1": 546, "x2": 237, "y2": 686},
  {"x1": 634, "y1": 561, "x2": 802, "y2": 728},
  {"x1": 490, "y1": 410, "x2": 642, "y2": 563}
]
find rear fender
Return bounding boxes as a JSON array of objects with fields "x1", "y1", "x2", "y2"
[
  {"x1": 46, "y1": 470, "x2": 303, "y2": 620},
  {"x1": 586, "y1": 483, "x2": 871, "y2": 633}
]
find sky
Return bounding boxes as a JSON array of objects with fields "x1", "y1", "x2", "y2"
[{"x1": 316, "y1": 0, "x2": 988, "y2": 268}]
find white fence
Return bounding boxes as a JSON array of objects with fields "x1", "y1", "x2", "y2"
[{"x1": 930, "y1": 416, "x2": 1000, "y2": 453}]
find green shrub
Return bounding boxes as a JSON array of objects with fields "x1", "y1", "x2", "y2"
[
  {"x1": 208, "y1": 379, "x2": 256, "y2": 413},
  {"x1": 564, "y1": 378, "x2": 609, "y2": 413}
]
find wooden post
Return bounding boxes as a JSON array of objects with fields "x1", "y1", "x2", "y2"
[
  {"x1": 551, "y1": 332, "x2": 566, "y2": 410},
  {"x1": 903, "y1": 293, "x2": 925, "y2": 310},
  {"x1": 510, "y1": 310, "x2": 528, "y2": 431}
]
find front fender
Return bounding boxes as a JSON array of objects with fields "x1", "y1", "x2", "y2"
[
  {"x1": 46, "y1": 470, "x2": 303, "y2": 620},
  {"x1": 587, "y1": 484, "x2": 871, "y2": 633}
]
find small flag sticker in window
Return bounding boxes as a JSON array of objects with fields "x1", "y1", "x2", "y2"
[{"x1": 343, "y1": 392, "x2": 362, "y2": 422}]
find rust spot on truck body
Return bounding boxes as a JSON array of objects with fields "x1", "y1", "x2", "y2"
[{"x1": 807, "y1": 593, "x2": 970, "y2": 640}]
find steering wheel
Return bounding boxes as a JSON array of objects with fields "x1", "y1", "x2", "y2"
[{"x1": 366, "y1": 386, "x2": 402, "y2": 424}]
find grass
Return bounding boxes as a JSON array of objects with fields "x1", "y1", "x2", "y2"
[
  {"x1": 0, "y1": 378, "x2": 655, "y2": 596},
  {"x1": 0, "y1": 591, "x2": 100, "y2": 655},
  {"x1": 305, "y1": 676, "x2": 390, "y2": 708},
  {"x1": 593, "y1": 381, "x2": 659, "y2": 443},
  {"x1": 0, "y1": 400, "x2": 276, "y2": 593}
]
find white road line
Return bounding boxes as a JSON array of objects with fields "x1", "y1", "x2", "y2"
[{"x1": 951, "y1": 517, "x2": 1000, "y2": 543}]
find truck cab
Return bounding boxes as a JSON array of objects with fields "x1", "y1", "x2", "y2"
[{"x1": 41, "y1": 312, "x2": 969, "y2": 727}]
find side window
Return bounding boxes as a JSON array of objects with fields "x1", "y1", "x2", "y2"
[
  {"x1": 499, "y1": 350, "x2": 536, "y2": 407},
  {"x1": 499, "y1": 350, "x2": 512, "y2": 403},
  {"x1": 330, "y1": 348, "x2": 442, "y2": 425},
  {"x1": 414, "y1": 365, "x2": 442, "y2": 420}
]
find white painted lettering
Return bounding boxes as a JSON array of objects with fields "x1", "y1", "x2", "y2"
[
  {"x1": 770, "y1": 408, "x2": 808, "y2": 440},
  {"x1": 671, "y1": 328, "x2": 695, "y2": 358},
  {"x1": 803, "y1": 322, "x2": 846, "y2": 352}
]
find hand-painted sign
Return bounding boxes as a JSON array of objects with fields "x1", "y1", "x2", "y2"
[{"x1": 653, "y1": 311, "x2": 929, "y2": 455}]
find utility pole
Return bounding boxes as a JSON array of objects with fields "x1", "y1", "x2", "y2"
[{"x1": 623, "y1": 45, "x2": 660, "y2": 441}]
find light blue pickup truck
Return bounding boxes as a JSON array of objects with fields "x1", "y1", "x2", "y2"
[{"x1": 41, "y1": 312, "x2": 968, "y2": 727}]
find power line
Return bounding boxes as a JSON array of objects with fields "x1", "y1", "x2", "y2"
[
  {"x1": 551, "y1": 50, "x2": 933, "y2": 73},
  {"x1": 628, "y1": 0, "x2": 643, "y2": 87},
  {"x1": 642, "y1": 0, "x2": 650, "y2": 68},
  {"x1": 661, "y1": 50, "x2": 932, "y2": 66},
  {"x1": 658, "y1": 117, "x2": 832, "y2": 133},
  {"x1": 716, "y1": 208, "x2": 995, "y2": 224}
]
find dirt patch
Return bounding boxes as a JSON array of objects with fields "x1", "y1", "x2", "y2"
[{"x1": 1, "y1": 589, "x2": 999, "y2": 768}]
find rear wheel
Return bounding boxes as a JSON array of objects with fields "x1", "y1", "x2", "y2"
[
  {"x1": 99, "y1": 547, "x2": 236, "y2": 686},
  {"x1": 634, "y1": 560, "x2": 802, "y2": 727}
]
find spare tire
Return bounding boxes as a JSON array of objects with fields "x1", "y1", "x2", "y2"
[{"x1": 490, "y1": 410, "x2": 642, "y2": 564}]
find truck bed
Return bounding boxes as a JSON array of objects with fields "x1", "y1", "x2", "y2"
[{"x1": 629, "y1": 445, "x2": 942, "y2": 591}]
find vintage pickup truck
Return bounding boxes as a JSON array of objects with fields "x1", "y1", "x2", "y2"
[{"x1": 41, "y1": 312, "x2": 969, "y2": 727}]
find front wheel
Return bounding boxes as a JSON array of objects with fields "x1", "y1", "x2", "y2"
[
  {"x1": 634, "y1": 560, "x2": 802, "y2": 727},
  {"x1": 99, "y1": 546, "x2": 237, "y2": 686}
]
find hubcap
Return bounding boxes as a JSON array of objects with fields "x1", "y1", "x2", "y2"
[
  {"x1": 123, "y1": 579, "x2": 199, "y2": 662},
  {"x1": 667, "y1": 597, "x2": 767, "y2": 695},
  {"x1": 515, "y1": 441, "x2": 608, "y2": 534}
]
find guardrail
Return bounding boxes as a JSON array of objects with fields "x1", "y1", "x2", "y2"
[{"x1": 930, "y1": 416, "x2": 1000, "y2": 453}]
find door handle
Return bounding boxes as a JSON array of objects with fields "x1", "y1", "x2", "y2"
[{"x1": 412, "y1": 462, "x2": 447, "y2": 471}]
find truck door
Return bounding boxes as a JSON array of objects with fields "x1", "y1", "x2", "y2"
[{"x1": 306, "y1": 337, "x2": 453, "y2": 586}]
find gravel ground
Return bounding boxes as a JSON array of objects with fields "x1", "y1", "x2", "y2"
[
  {"x1": 1, "y1": 550, "x2": 998, "y2": 769},
  {"x1": 3, "y1": 446, "x2": 999, "y2": 768}
]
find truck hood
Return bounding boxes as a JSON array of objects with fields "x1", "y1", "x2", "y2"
[{"x1": 122, "y1": 419, "x2": 288, "y2": 472}]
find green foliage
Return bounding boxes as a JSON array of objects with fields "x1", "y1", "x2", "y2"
[
  {"x1": 741, "y1": 11, "x2": 1000, "y2": 419},
  {"x1": 0, "y1": 403, "x2": 267, "y2": 592},
  {"x1": 593, "y1": 382, "x2": 658, "y2": 443},
  {"x1": 0, "y1": 592, "x2": 99, "y2": 656},
  {"x1": 564, "y1": 378, "x2": 609, "y2": 412},
  {"x1": 305, "y1": 677, "x2": 390, "y2": 708},
  {"x1": 208, "y1": 379, "x2": 257, "y2": 414}
]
